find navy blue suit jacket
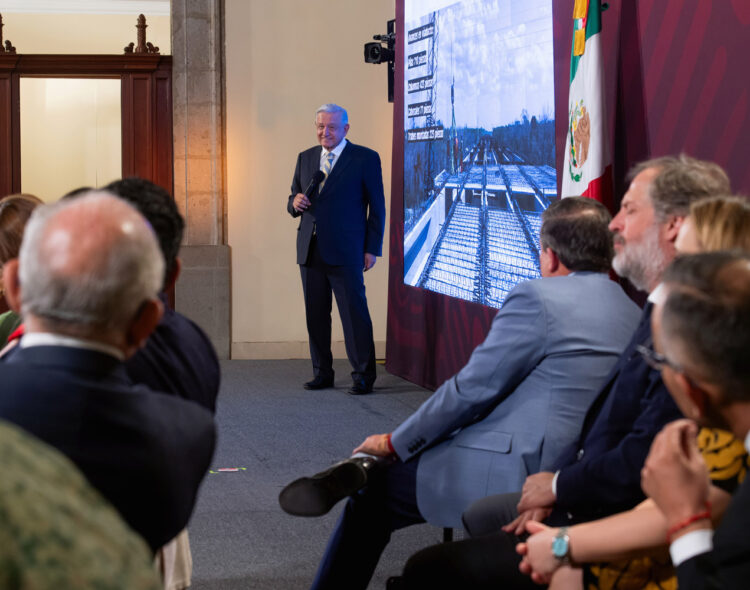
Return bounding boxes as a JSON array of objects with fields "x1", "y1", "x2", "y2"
[
  {"x1": 126, "y1": 293, "x2": 220, "y2": 413},
  {"x1": 287, "y1": 142, "x2": 386, "y2": 266},
  {"x1": 549, "y1": 304, "x2": 683, "y2": 525},
  {"x1": 0, "y1": 345, "x2": 216, "y2": 552},
  {"x1": 676, "y1": 475, "x2": 750, "y2": 590}
]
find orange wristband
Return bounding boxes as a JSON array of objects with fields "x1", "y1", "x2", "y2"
[{"x1": 666, "y1": 501, "x2": 711, "y2": 543}]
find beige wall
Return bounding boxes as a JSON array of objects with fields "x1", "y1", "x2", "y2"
[
  {"x1": 20, "y1": 78, "x2": 122, "y2": 201},
  {"x1": 225, "y1": 0, "x2": 395, "y2": 358},
  {"x1": 1, "y1": 13, "x2": 171, "y2": 54}
]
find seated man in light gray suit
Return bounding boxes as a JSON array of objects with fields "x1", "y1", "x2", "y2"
[{"x1": 306, "y1": 197, "x2": 642, "y2": 590}]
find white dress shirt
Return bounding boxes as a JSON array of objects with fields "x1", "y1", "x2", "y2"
[
  {"x1": 21, "y1": 332, "x2": 125, "y2": 361},
  {"x1": 320, "y1": 138, "x2": 347, "y2": 174}
]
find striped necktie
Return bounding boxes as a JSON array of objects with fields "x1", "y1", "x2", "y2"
[{"x1": 321, "y1": 152, "x2": 335, "y2": 188}]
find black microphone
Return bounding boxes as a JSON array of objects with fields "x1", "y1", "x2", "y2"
[{"x1": 304, "y1": 170, "x2": 327, "y2": 198}]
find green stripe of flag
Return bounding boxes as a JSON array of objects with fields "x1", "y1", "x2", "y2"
[{"x1": 570, "y1": 0, "x2": 603, "y2": 83}]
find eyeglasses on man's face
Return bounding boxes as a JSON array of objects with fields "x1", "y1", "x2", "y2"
[{"x1": 636, "y1": 344, "x2": 683, "y2": 373}]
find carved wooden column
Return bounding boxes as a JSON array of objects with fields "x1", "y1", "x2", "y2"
[
  {"x1": 0, "y1": 55, "x2": 19, "y2": 198},
  {"x1": 0, "y1": 14, "x2": 18, "y2": 197},
  {"x1": 171, "y1": 0, "x2": 230, "y2": 358}
]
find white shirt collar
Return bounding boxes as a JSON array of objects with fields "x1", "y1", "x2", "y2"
[
  {"x1": 322, "y1": 138, "x2": 347, "y2": 159},
  {"x1": 745, "y1": 430, "x2": 750, "y2": 454},
  {"x1": 648, "y1": 282, "x2": 666, "y2": 305},
  {"x1": 20, "y1": 332, "x2": 125, "y2": 361}
]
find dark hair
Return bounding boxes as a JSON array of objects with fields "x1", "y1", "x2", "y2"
[
  {"x1": 62, "y1": 186, "x2": 94, "y2": 199},
  {"x1": 540, "y1": 196, "x2": 613, "y2": 272},
  {"x1": 661, "y1": 251, "x2": 750, "y2": 400},
  {"x1": 628, "y1": 154, "x2": 730, "y2": 219},
  {"x1": 104, "y1": 178, "x2": 184, "y2": 289},
  {"x1": 0, "y1": 194, "x2": 43, "y2": 264}
]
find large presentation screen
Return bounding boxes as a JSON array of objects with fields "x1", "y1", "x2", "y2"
[{"x1": 402, "y1": 0, "x2": 557, "y2": 308}]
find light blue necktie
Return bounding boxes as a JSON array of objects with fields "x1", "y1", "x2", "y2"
[{"x1": 321, "y1": 152, "x2": 335, "y2": 189}]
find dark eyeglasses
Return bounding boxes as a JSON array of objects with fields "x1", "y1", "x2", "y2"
[{"x1": 636, "y1": 344, "x2": 683, "y2": 373}]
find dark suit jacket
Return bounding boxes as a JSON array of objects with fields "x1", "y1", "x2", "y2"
[
  {"x1": 549, "y1": 304, "x2": 683, "y2": 525},
  {"x1": 676, "y1": 476, "x2": 750, "y2": 590},
  {"x1": 0, "y1": 345, "x2": 216, "y2": 552},
  {"x1": 126, "y1": 293, "x2": 220, "y2": 413},
  {"x1": 287, "y1": 141, "x2": 386, "y2": 266}
]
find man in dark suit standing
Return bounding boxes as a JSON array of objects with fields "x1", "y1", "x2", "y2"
[
  {"x1": 641, "y1": 252, "x2": 750, "y2": 590},
  {"x1": 0, "y1": 192, "x2": 215, "y2": 552},
  {"x1": 287, "y1": 103, "x2": 386, "y2": 395}
]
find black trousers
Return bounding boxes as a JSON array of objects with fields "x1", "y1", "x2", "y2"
[
  {"x1": 389, "y1": 491, "x2": 538, "y2": 589},
  {"x1": 310, "y1": 458, "x2": 424, "y2": 590},
  {"x1": 299, "y1": 236, "x2": 376, "y2": 384},
  {"x1": 395, "y1": 529, "x2": 540, "y2": 590}
]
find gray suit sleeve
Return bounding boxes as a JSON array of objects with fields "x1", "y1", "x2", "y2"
[{"x1": 391, "y1": 280, "x2": 547, "y2": 460}]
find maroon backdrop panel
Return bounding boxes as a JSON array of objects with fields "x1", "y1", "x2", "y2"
[
  {"x1": 387, "y1": 0, "x2": 750, "y2": 390},
  {"x1": 385, "y1": 0, "x2": 495, "y2": 391},
  {"x1": 612, "y1": 0, "x2": 750, "y2": 195}
]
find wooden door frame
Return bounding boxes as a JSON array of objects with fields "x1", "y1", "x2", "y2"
[{"x1": 0, "y1": 53, "x2": 173, "y2": 196}]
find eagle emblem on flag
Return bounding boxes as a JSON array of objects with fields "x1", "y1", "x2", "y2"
[{"x1": 568, "y1": 99, "x2": 591, "y2": 181}]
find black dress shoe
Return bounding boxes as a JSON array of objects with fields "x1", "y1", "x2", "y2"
[
  {"x1": 303, "y1": 376, "x2": 334, "y2": 390},
  {"x1": 278, "y1": 456, "x2": 378, "y2": 516},
  {"x1": 348, "y1": 379, "x2": 373, "y2": 395}
]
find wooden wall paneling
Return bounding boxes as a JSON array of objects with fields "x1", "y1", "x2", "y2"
[
  {"x1": 121, "y1": 73, "x2": 154, "y2": 180},
  {"x1": 121, "y1": 73, "x2": 134, "y2": 179},
  {"x1": 0, "y1": 72, "x2": 13, "y2": 197},
  {"x1": 0, "y1": 55, "x2": 20, "y2": 197},
  {"x1": 9, "y1": 71, "x2": 19, "y2": 195},
  {"x1": 12, "y1": 54, "x2": 163, "y2": 76},
  {"x1": 153, "y1": 63, "x2": 173, "y2": 193}
]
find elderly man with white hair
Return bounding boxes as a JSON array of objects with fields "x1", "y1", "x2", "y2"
[{"x1": 0, "y1": 192, "x2": 216, "y2": 552}]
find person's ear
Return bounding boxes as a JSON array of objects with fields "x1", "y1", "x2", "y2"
[
  {"x1": 664, "y1": 215, "x2": 684, "y2": 244},
  {"x1": 163, "y1": 257, "x2": 182, "y2": 292},
  {"x1": 546, "y1": 248, "x2": 560, "y2": 274},
  {"x1": 125, "y1": 298, "x2": 163, "y2": 357},
  {"x1": 2, "y1": 259, "x2": 22, "y2": 313},
  {"x1": 675, "y1": 372, "x2": 708, "y2": 420}
]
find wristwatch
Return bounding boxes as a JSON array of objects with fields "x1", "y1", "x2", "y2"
[{"x1": 551, "y1": 527, "x2": 571, "y2": 565}]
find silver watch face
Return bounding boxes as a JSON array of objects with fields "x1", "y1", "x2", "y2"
[{"x1": 552, "y1": 534, "x2": 568, "y2": 558}]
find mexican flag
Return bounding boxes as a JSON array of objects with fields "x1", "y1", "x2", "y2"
[{"x1": 561, "y1": 0, "x2": 612, "y2": 206}]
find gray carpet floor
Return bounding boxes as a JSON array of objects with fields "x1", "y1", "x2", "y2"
[{"x1": 189, "y1": 359, "x2": 454, "y2": 590}]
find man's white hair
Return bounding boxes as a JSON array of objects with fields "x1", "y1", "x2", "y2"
[
  {"x1": 316, "y1": 103, "x2": 348, "y2": 124},
  {"x1": 18, "y1": 191, "x2": 164, "y2": 334}
]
